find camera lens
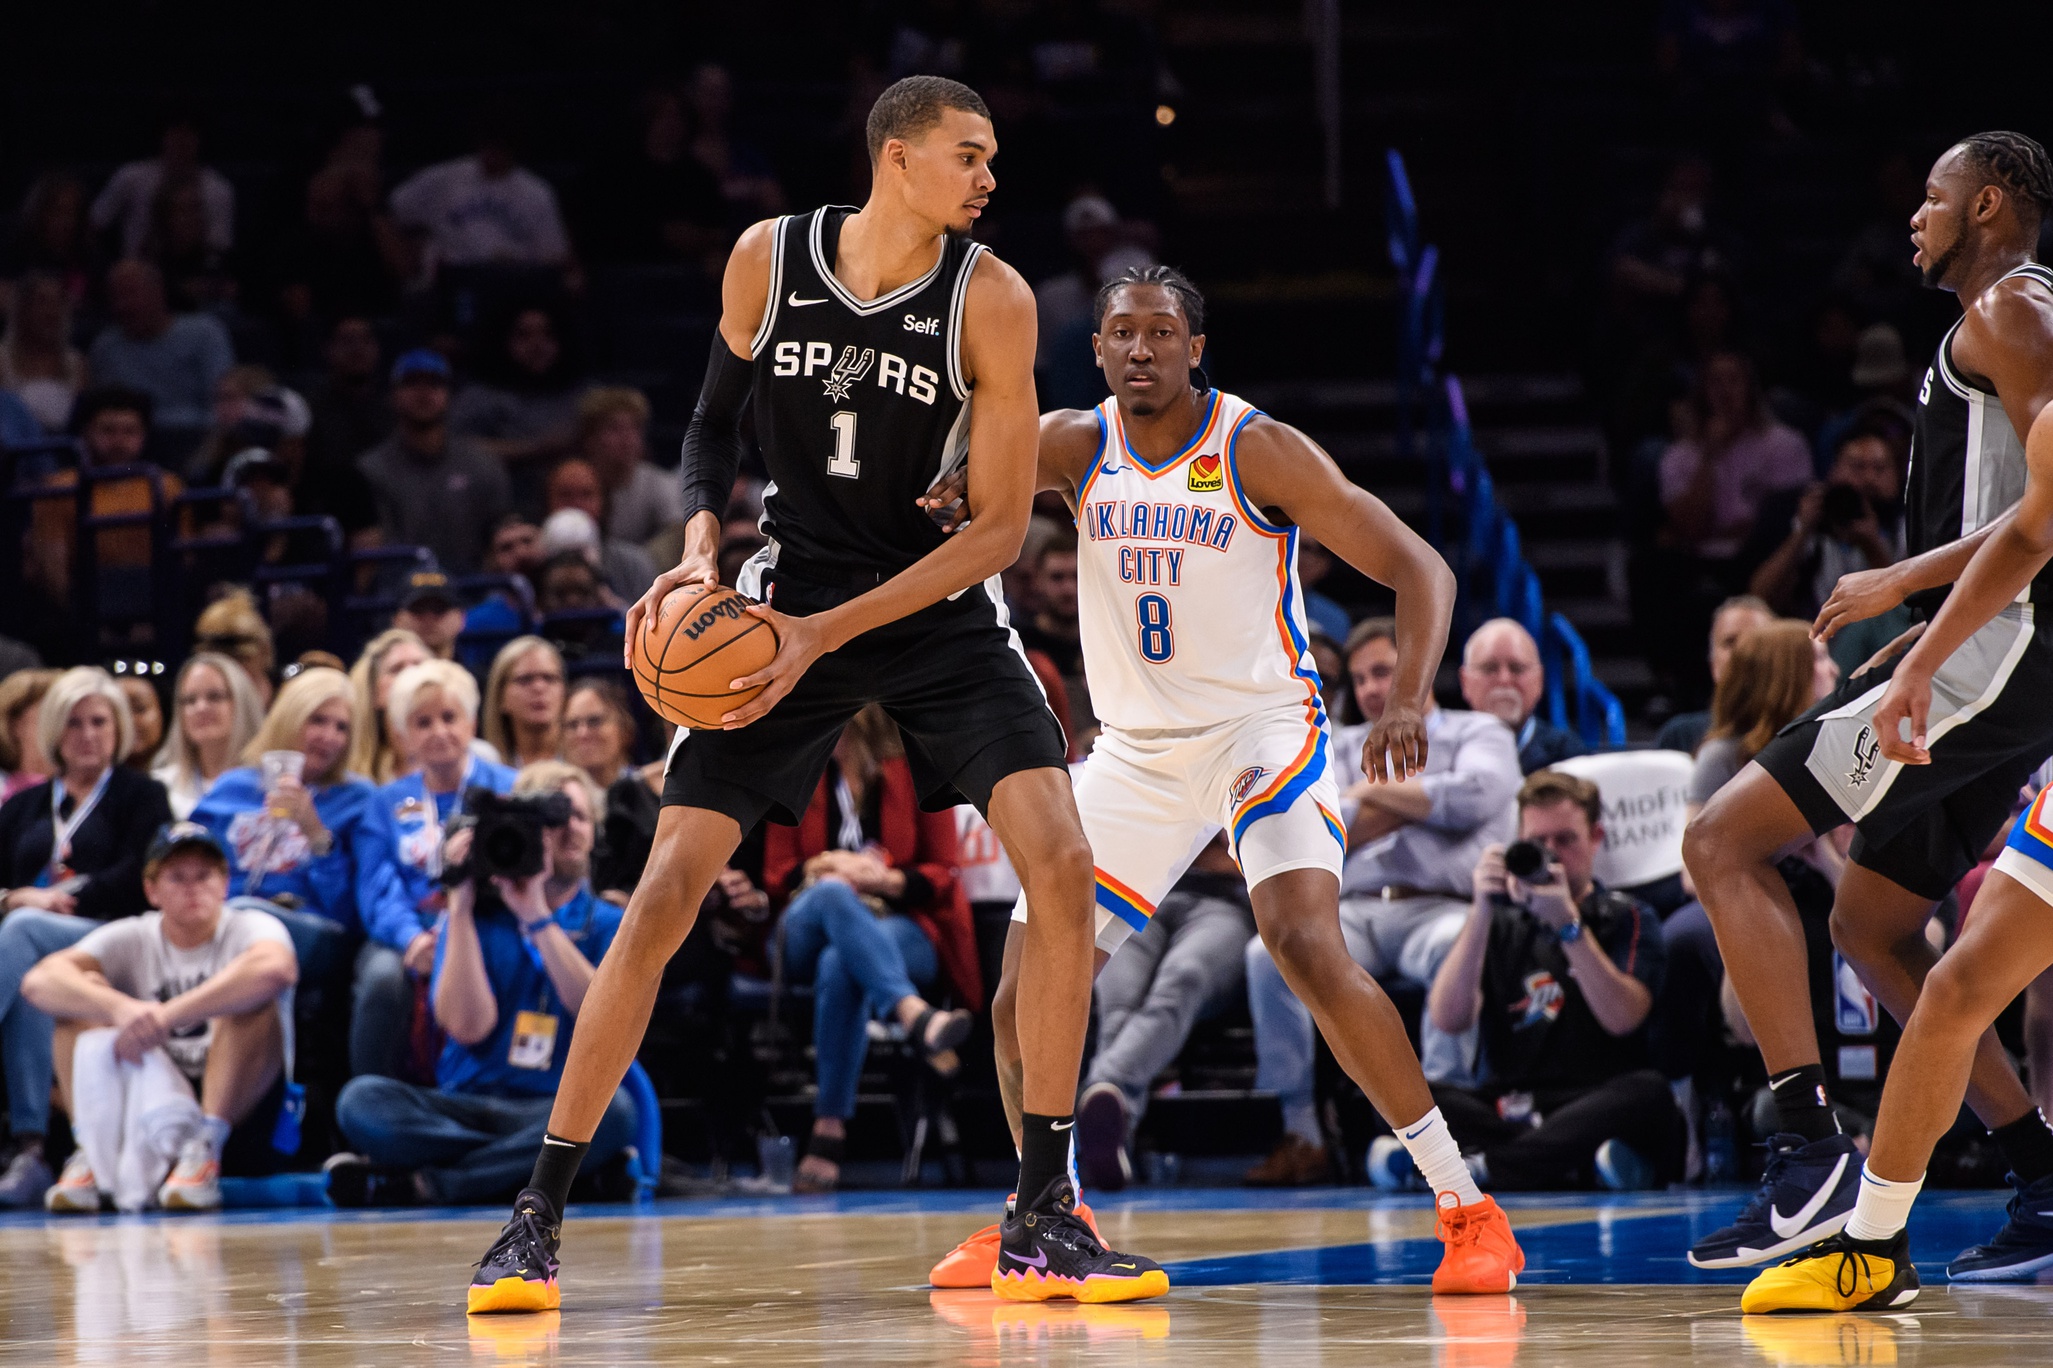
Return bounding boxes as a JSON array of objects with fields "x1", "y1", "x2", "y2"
[{"x1": 1503, "y1": 839, "x2": 1550, "y2": 882}]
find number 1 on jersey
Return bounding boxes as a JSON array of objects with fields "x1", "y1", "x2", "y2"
[
  {"x1": 1136, "y1": 593, "x2": 1174, "y2": 662},
  {"x1": 828, "y1": 411, "x2": 860, "y2": 479}
]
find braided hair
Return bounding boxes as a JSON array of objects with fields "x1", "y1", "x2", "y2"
[
  {"x1": 1957, "y1": 131, "x2": 2053, "y2": 230},
  {"x1": 1092, "y1": 264, "x2": 1206, "y2": 336}
]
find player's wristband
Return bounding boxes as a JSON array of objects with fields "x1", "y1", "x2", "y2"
[{"x1": 1555, "y1": 917, "x2": 1584, "y2": 945}]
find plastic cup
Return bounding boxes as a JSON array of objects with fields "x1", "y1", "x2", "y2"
[{"x1": 261, "y1": 750, "x2": 305, "y2": 814}]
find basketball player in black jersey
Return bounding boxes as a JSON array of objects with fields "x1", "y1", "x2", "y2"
[
  {"x1": 464, "y1": 76, "x2": 1169, "y2": 1313},
  {"x1": 1681, "y1": 133, "x2": 2053, "y2": 1300}
]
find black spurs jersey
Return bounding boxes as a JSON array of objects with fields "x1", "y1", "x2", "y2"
[
  {"x1": 1905, "y1": 260, "x2": 2053, "y2": 612},
  {"x1": 747, "y1": 206, "x2": 986, "y2": 575}
]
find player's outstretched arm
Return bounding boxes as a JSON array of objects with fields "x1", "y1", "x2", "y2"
[
  {"x1": 916, "y1": 407, "x2": 1096, "y2": 533},
  {"x1": 1237, "y1": 418, "x2": 1456, "y2": 781},
  {"x1": 622, "y1": 219, "x2": 777, "y2": 667},
  {"x1": 1874, "y1": 403, "x2": 2053, "y2": 764},
  {"x1": 720, "y1": 255, "x2": 1041, "y2": 727}
]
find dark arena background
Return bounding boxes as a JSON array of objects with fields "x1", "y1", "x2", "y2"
[{"x1": 2, "y1": 2, "x2": 2053, "y2": 1363}]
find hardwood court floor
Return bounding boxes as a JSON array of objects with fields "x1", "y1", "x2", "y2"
[{"x1": 0, "y1": 1188, "x2": 2046, "y2": 1365}]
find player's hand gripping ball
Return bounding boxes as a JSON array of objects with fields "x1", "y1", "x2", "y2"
[{"x1": 630, "y1": 583, "x2": 781, "y2": 729}]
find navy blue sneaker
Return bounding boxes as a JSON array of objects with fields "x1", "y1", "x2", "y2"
[
  {"x1": 1948, "y1": 1171, "x2": 2053, "y2": 1283},
  {"x1": 1687, "y1": 1131, "x2": 1858, "y2": 1269}
]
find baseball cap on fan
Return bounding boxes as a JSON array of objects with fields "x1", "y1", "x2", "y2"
[
  {"x1": 391, "y1": 348, "x2": 453, "y2": 385},
  {"x1": 143, "y1": 821, "x2": 229, "y2": 877},
  {"x1": 399, "y1": 570, "x2": 458, "y2": 615}
]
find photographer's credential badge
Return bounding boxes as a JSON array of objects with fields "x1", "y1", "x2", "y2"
[{"x1": 509, "y1": 1010, "x2": 559, "y2": 1070}]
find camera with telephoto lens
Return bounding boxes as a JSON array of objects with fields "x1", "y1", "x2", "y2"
[
  {"x1": 441, "y1": 788, "x2": 573, "y2": 888},
  {"x1": 1501, "y1": 838, "x2": 1554, "y2": 884}
]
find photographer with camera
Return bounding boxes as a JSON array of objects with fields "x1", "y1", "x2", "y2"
[
  {"x1": 326, "y1": 762, "x2": 636, "y2": 1206},
  {"x1": 1744, "y1": 426, "x2": 1904, "y2": 629},
  {"x1": 1401, "y1": 771, "x2": 1678, "y2": 1192}
]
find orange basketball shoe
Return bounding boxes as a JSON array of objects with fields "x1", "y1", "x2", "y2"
[
  {"x1": 930, "y1": 1196, "x2": 1104, "y2": 1288},
  {"x1": 1430, "y1": 1193, "x2": 1525, "y2": 1294}
]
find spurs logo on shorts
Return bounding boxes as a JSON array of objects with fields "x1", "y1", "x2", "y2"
[
  {"x1": 1230, "y1": 766, "x2": 1268, "y2": 805},
  {"x1": 1848, "y1": 724, "x2": 1883, "y2": 788}
]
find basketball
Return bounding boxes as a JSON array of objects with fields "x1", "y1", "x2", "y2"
[{"x1": 630, "y1": 583, "x2": 780, "y2": 729}]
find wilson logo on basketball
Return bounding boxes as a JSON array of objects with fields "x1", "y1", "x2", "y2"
[
  {"x1": 1230, "y1": 765, "x2": 1268, "y2": 805},
  {"x1": 681, "y1": 595, "x2": 749, "y2": 642},
  {"x1": 1187, "y1": 453, "x2": 1224, "y2": 492}
]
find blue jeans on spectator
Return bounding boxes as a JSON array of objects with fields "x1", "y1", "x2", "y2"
[
  {"x1": 0, "y1": 909, "x2": 96, "y2": 1138},
  {"x1": 777, "y1": 881, "x2": 939, "y2": 1121},
  {"x1": 335, "y1": 1076, "x2": 636, "y2": 1205},
  {"x1": 231, "y1": 899, "x2": 412, "y2": 1079}
]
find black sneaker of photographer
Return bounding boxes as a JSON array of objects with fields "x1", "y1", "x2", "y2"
[{"x1": 323, "y1": 1152, "x2": 424, "y2": 1208}]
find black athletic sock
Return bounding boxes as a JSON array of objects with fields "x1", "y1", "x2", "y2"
[
  {"x1": 1990, "y1": 1110, "x2": 2053, "y2": 1186},
  {"x1": 1017, "y1": 1113, "x2": 1074, "y2": 1210},
  {"x1": 1769, "y1": 1065, "x2": 1839, "y2": 1143},
  {"x1": 524, "y1": 1132, "x2": 590, "y2": 1220}
]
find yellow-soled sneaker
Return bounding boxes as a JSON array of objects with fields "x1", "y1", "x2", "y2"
[
  {"x1": 467, "y1": 1190, "x2": 562, "y2": 1314},
  {"x1": 992, "y1": 1178, "x2": 1168, "y2": 1304},
  {"x1": 1741, "y1": 1230, "x2": 1919, "y2": 1314}
]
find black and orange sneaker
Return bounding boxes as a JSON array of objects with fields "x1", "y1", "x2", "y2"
[
  {"x1": 992, "y1": 1178, "x2": 1168, "y2": 1304},
  {"x1": 467, "y1": 1189, "x2": 562, "y2": 1314}
]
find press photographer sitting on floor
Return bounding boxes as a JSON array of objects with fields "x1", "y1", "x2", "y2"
[
  {"x1": 1408, "y1": 770, "x2": 1678, "y2": 1192},
  {"x1": 326, "y1": 762, "x2": 635, "y2": 1205}
]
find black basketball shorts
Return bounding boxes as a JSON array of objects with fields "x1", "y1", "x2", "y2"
[
  {"x1": 660, "y1": 560, "x2": 1069, "y2": 829},
  {"x1": 1753, "y1": 603, "x2": 2053, "y2": 899}
]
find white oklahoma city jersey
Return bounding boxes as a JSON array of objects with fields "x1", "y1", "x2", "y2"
[{"x1": 1015, "y1": 389, "x2": 1344, "y2": 954}]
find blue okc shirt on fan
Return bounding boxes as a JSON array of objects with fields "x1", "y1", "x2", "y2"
[
  {"x1": 357, "y1": 756, "x2": 519, "y2": 952},
  {"x1": 189, "y1": 767, "x2": 378, "y2": 932},
  {"x1": 430, "y1": 886, "x2": 622, "y2": 1097}
]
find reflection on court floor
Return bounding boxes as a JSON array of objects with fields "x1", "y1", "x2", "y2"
[{"x1": 0, "y1": 1188, "x2": 2046, "y2": 1365}]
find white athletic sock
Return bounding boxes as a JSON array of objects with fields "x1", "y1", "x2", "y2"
[
  {"x1": 1844, "y1": 1162, "x2": 1923, "y2": 1243},
  {"x1": 199, "y1": 1115, "x2": 232, "y2": 1163},
  {"x1": 1397, "y1": 1107, "x2": 1485, "y2": 1207}
]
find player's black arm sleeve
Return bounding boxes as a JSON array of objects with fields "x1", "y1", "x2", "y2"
[{"x1": 680, "y1": 336, "x2": 754, "y2": 522}]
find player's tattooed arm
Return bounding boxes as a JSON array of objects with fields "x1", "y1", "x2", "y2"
[
  {"x1": 1236, "y1": 417, "x2": 1457, "y2": 782},
  {"x1": 1875, "y1": 403, "x2": 2053, "y2": 764}
]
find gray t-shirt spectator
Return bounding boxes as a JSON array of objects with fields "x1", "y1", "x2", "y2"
[
  {"x1": 449, "y1": 384, "x2": 587, "y2": 450},
  {"x1": 357, "y1": 433, "x2": 513, "y2": 575},
  {"x1": 389, "y1": 156, "x2": 571, "y2": 269},
  {"x1": 87, "y1": 315, "x2": 234, "y2": 432},
  {"x1": 1332, "y1": 708, "x2": 1521, "y2": 899},
  {"x1": 75, "y1": 908, "x2": 294, "y2": 1079}
]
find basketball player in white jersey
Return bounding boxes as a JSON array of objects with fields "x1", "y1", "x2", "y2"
[{"x1": 926, "y1": 266, "x2": 1525, "y2": 1295}]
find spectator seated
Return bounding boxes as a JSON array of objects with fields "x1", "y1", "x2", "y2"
[
  {"x1": 1414, "y1": 771, "x2": 1679, "y2": 1192},
  {"x1": 23, "y1": 821, "x2": 297, "y2": 1213},
  {"x1": 356, "y1": 660, "x2": 518, "y2": 1080},
  {"x1": 1459, "y1": 617, "x2": 1588, "y2": 775},
  {"x1": 765, "y1": 706, "x2": 980, "y2": 1194},
  {"x1": 188, "y1": 667, "x2": 385, "y2": 1080},
  {"x1": 0, "y1": 668, "x2": 172, "y2": 1206},
  {"x1": 328, "y1": 762, "x2": 636, "y2": 1206}
]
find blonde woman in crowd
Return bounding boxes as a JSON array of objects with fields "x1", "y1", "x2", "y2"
[
  {"x1": 0, "y1": 668, "x2": 173, "y2": 1206},
  {"x1": 345, "y1": 628, "x2": 431, "y2": 785},
  {"x1": 0, "y1": 669, "x2": 60, "y2": 801},
  {"x1": 481, "y1": 636, "x2": 565, "y2": 769},
  {"x1": 150, "y1": 652, "x2": 264, "y2": 818}
]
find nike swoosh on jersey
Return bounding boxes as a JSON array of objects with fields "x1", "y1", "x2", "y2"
[
  {"x1": 1769, "y1": 1153, "x2": 1851, "y2": 1239},
  {"x1": 787, "y1": 292, "x2": 827, "y2": 306}
]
